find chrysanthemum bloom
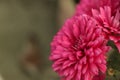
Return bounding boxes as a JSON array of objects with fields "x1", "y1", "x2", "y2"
[
  {"x1": 76, "y1": 0, "x2": 120, "y2": 16},
  {"x1": 92, "y1": 6, "x2": 120, "y2": 52},
  {"x1": 76, "y1": 0, "x2": 110, "y2": 16},
  {"x1": 49, "y1": 15, "x2": 109, "y2": 80}
]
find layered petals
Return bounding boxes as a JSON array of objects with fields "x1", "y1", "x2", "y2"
[
  {"x1": 49, "y1": 15, "x2": 109, "y2": 80},
  {"x1": 76, "y1": 0, "x2": 120, "y2": 16},
  {"x1": 92, "y1": 6, "x2": 120, "y2": 52}
]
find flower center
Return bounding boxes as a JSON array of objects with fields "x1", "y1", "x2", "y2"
[{"x1": 72, "y1": 37, "x2": 85, "y2": 51}]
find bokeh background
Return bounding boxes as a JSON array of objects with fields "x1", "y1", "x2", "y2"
[{"x1": 0, "y1": 0, "x2": 77, "y2": 80}]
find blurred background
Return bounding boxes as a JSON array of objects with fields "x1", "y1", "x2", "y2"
[{"x1": 0, "y1": 0, "x2": 78, "y2": 80}]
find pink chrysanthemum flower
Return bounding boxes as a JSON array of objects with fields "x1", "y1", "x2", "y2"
[
  {"x1": 76, "y1": 0, "x2": 110, "y2": 16},
  {"x1": 76, "y1": 0, "x2": 120, "y2": 16},
  {"x1": 49, "y1": 15, "x2": 109, "y2": 80},
  {"x1": 92, "y1": 6, "x2": 120, "y2": 52}
]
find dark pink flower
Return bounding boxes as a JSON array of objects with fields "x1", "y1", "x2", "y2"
[
  {"x1": 76, "y1": 0, "x2": 110, "y2": 16},
  {"x1": 92, "y1": 6, "x2": 120, "y2": 52},
  {"x1": 76, "y1": 0, "x2": 120, "y2": 16},
  {"x1": 49, "y1": 15, "x2": 109, "y2": 80}
]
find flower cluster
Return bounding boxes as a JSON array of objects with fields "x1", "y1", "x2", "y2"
[
  {"x1": 76, "y1": 0, "x2": 120, "y2": 52},
  {"x1": 50, "y1": 0, "x2": 120, "y2": 80}
]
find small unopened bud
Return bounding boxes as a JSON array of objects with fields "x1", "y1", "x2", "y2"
[{"x1": 108, "y1": 68, "x2": 115, "y2": 76}]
